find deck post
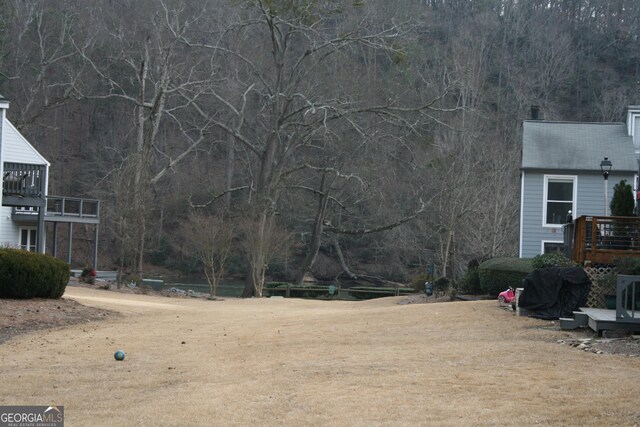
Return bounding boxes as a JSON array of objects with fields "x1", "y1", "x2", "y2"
[
  {"x1": 67, "y1": 223, "x2": 73, "y2": 265},
  {"x1": 591, "y1": 217, "x2": 598, "y2": 258},
  {"x1": 52, "y1": 222, "x2": 58, "y2": 257},
  {"x1": 37, "y1": 207, "x2": 46, "y2": 254},
  {"x1": 93, "y1": 224, "x2": 99, "y2": 270}
]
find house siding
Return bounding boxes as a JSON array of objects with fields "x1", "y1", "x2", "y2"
[
  {"x1": 0, "y1": 207, "x2": 20, "y2": 247},
  {"x1": 2, "y1": 118, "x2": 49, "y2": 165},
  {"x1": 635, "y1": 116, "x2": 640, "y2": 152},
  {"x1": 520, "y1": 170, "x2": 635, "y2": 258},
  {"x1": 0, "y1": 116, "x2": 50, "y2": 248},
  {"x1": 0, "y1": 109, "x2": 6, "y2": 246}
]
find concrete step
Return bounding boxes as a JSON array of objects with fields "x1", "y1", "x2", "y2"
[{"x1": 560, "y1": 312, "x2": 589, "y2": 330}]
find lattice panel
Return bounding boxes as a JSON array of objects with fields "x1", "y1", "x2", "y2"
[{"x1": 583, "y1": 266, "x2": 616, "y2": 308}]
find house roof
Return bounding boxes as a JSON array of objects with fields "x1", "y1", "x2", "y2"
[{"x1": 522, "y1": 120, "x2": 637, "y2": 172}]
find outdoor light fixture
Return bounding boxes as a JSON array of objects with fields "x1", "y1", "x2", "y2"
[
  {"x1": 601, "y1": 157, "x2": 612, "y2": 216},
  {"x1": 600, "y1": 157, "x2": 612, "y2": 179}
]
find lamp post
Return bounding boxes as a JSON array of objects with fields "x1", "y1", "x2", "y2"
[{"x1": 600, "y1": 157, "x2": 612, "y2": 216}]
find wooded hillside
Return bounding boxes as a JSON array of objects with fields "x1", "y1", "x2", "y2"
[{"x1": 1, "y1": 0, "x2": 639, "y2": 294}]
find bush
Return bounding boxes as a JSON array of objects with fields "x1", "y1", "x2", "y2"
[
  {"x1": 459, "y1": 259, "x2": 482, "y2": 294},
  {"x1": 410, "y1": 273, "x2": 429, "y2": 293},
  {"x1": 80, "y1": 266, "x2": 97, "y2": 285},
  {"x1": 433, "y1": 277, "x2": 450, "y2": 296},
  {"x1": 610, "y1": 179, "x2": 634, "y2": 216},
  {"x1": 531, "y1": 253, "x2": 576, "y2": 269},
  {"x1": 478, "y1": 257, "x2": 533, "y2": 296},
  {"x1": 0, "y1": 249, "x2": 70, "y2": 299},
  {"x1": 614, "y1": 257, "x2": 640, "y2": 275},
  {"x1": 149, "y1": 235, "x2": 172, "y2": 266}
]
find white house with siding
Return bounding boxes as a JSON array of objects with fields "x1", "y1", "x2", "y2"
[
  {"x1": 0, "y1": 94, "x2": 50, "y2": 252},
  {"x1": 519, "y1": 108, "x2": 640, "y2": 258},
  {"x1": 1, "y1": 95, "x2": 101, "y2": 268}
]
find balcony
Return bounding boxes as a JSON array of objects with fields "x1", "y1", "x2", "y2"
[
  {"x1": 2, "y1": 162, "x2": 46, "y2": 207},
  {"x1": 12, "y1": 196, "x2": 100, "y2": 224}
]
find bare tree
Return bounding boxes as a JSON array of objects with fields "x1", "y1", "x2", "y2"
[
  {"x1": 180, "y1": 212, "x2": 233, "y2": 298},
  {"x1": 180, "y1": 0, "x2": 458, "y2": 294},
  {"x1": 0, "y1": 0, "x2": 82, "y2": 130},
  {"x1": 69, "y1": 1, "x2": 219, "y2": 274},
  {"x1": 238, "y1": 212, "x2": 290, "y2": 298}
]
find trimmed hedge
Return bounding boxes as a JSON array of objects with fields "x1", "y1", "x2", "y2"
[
  {"x1": 0, "y1": 248, "x2": 70, "y2": 299},
  {"x1": 478, "y1": 257, "x2": 533, "y2": 296}
]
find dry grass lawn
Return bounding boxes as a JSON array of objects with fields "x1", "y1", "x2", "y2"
[{"x1": 1, "y1": 286, "x2": 640, "y2": 426}]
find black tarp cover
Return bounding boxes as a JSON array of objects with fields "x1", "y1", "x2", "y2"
[{"x1": 518, "y1": 267, "x2": 591, "y2": 320}]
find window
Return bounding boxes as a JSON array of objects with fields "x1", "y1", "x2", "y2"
[
  {"x1": 15, "y1": 207, "x2": 37, "y2": 215},
  {"x1": 543, "y1": 176, "x2": 576, "y2": 226},
  {"x1": 543, "y1": 241, "x2": 564, "y2": 254},
  {"x1": 20, "y1": 228, "x2": 37, "y2": 252}
]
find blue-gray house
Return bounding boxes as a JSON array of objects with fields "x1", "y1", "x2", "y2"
[{"x1": 519, "y1": 107, "x2": 640, "y2": 258}]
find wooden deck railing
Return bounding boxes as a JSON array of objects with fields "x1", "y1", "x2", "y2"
[
  {"x1": 2, "y1": 162, "x2": 45, "y2": 199},
  {"x1": 571, "y1": 215, "x2": 640, "y2": 265}
]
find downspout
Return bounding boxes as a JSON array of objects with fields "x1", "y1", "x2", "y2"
[
  {"x1": 636, "y1": 156, "x2": 640, "y2": 216},
  {"x1": 519, "y1": 170, "x2": 525, "y2": 258},
  {"x1": 37, "y1": 167, "x2": 47, "y2": 254},
  {"x1": 0, "y1": 98, "x2": 6, "y2": 242}
]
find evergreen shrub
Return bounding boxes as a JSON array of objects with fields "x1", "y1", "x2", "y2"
[
  {"x1": 0, "y1": 248, "x2": 70, "y2": 299},
  {"x1": 478, "y1": 257, "x2": 533, "y2": 296},
  {"x1": 433, "y1": 277, "x2": 450, "y2": 296},
  {"x1": 610, "y1": 179, "x2": 634, "y2": 216}
]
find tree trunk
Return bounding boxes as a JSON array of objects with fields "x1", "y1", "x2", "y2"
[
  {"x1": 241, "y1": 274, "x2": 255, "y2": 298},
  {"x1": 225, "y1": 134, "x2": 235, "y2": 210},
  {"x1": 294, "y1": 174, "x2": 330, "y2": 285},
  {"x1": 333, "y1": 236, "x2": 357, "y2": 279}
]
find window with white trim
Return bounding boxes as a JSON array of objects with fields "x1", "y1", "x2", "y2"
[
  {"x1": 19, "y1": 227, "x2": 37, "y2": 252},
  {"x1": 543, "y1": 176, "x2": 576, "y2": 226},
  {"x1": 543, "y1": 241, "x2": 564, "y2": 254}
]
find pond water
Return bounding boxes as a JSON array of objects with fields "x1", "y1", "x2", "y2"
[
  {"x1": 162, "y1": 278, "x2": 246, "y2": 297},
  {"x1": 154, "y1": 277, "x2": 407, "y2": 300}
]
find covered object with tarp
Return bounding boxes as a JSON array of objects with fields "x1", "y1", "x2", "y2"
[{"x1": 518, "y1": 267, "x2": 591, "y2": 319}]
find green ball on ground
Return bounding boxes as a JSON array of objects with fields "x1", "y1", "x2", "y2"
[{"x1": 114, "y1": 350, "x2": 125, "y2": 361}]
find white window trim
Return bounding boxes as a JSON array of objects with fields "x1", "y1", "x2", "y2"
[
  {"x1": 19, "y1": 227, "x2": 37, "y2": 252},
  {"x1": 541, "y1": 240, "x2": 564, "y2": 255},
  {"x1": 542, "y1": 174, "x2": 577, "y2": 228}
]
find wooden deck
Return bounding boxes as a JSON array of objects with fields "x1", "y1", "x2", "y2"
[
  {"x1": 569, "y1": 215, "x2": 640, "y2": 265},
  {"x1": 560, "y1": 307, "x2": 640, "y2": 334}
]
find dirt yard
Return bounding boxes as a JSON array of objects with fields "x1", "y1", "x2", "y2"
[{"x1": 1, "y1": 287, "x2": 640, "y2": 426}]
